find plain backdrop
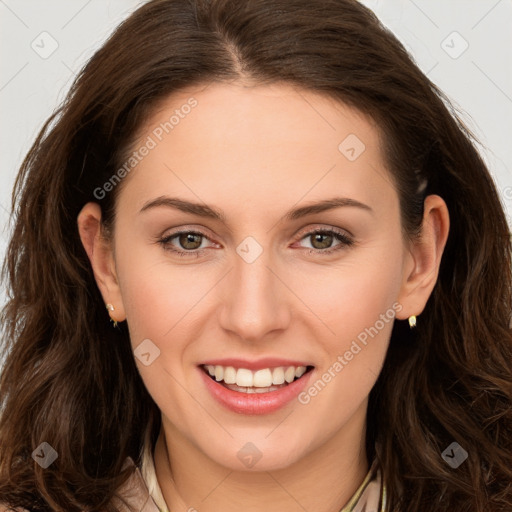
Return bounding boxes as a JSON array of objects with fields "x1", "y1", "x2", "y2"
[{"x1": 1, "y1": 0, "x2": 511, "y2": 361}]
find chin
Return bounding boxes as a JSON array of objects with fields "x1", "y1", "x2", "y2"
[{"x1": 202, "y1": 434, "x2": 310, "y2": 472}]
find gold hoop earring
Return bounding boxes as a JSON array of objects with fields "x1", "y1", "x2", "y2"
[
  {"x1": 408, "y1": 315, "x2": 417, "y2": 329},
  {"x1": 106, "y1": 303, "x2": 118, "y2": 328}
]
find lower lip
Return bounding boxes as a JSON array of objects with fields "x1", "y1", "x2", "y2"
[{"x1": 199, "y1": 366, "x2": 314, "y2": 415}]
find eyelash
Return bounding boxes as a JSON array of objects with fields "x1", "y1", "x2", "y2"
[{"x1": 157, "y1": 228, "x2": 354, "y2": 258}]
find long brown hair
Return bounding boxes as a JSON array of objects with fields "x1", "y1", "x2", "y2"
[{"x1": 1, "y1": 0, "x2": 511, "y2": 510}]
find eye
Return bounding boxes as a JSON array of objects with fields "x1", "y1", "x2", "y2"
[
  {"x1": 296, "y1": 228, "x2": 354, "y2": 255},
  {"x1": 158, "y1": 230, "x2": 216, "y2": 257},
  {"x1": 156, "y1": 226, "x2": 354, "y2": 258}
]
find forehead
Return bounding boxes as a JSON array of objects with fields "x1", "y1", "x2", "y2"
[
  {"x1": 140, "y1": 81, "x2": 379, "y2": 158},
  {"x1": 116, "y1": 81, "x2": 397, "y2": 219}
]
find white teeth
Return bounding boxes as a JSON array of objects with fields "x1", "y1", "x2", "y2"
[
  {"x1": 224, "y1": 383, "x2": 286, "y2": 393},
  {"x1": 204, "y1": 364, "x2": 309, "y2": 388},
  {"x1": 295, "y1": 366, "x2": 307, "y2": 378},
  {"x1": 223, "y1": 366, "x2": 237, "y2": 385},
  {"x1": 236, "y1": 368, "x2": 253, "y2": 387},
  {"x1": 272, "y1": 367, "x2": 285, "y2": 385},
  {"x1": 253, "y1": 368, "x2": 273, "y2": 387},
  {"x1": 284, "y1": 366, "x2": 296, "y2": 383}
]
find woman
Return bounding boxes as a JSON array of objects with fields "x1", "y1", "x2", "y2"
[{"x1": 0, "y1": 0, "x2": 511, "y2": 511}]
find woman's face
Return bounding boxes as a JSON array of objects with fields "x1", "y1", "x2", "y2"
[{"x1": 83, "y1": 81, "x2": 444, "y2": 471}]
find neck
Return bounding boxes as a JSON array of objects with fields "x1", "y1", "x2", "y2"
[{"x1": 153, "y1": 405, "x2": 370, "y2": 512}]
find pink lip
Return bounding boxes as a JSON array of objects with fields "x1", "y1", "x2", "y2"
[
  {"x1": 198, "y1": 365, "x2": 314, "y2": 415},
  {"x1": 198, "y1": 358, "x2": 312, "y2": 371}
]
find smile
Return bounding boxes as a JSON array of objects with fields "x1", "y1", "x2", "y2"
[
  {"x1": 199, "y1": 363, "x2": 315, "y2": 414},
  {"x1": 202, "y1": 364, "x2": 311, "y2": 393}
]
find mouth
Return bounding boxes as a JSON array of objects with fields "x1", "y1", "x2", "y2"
[{"x1": 200, "y1": 364, "x2": 315, "y2": 394}]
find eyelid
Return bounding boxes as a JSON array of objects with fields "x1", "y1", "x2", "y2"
[
  {"x1": 157, "y1": 223, "x2": 354, "y2": 257},
  {"x1": 158, "y1": 227, "x2": 219, "y2": 249},
  {"x1": 159, "y1": 224, "x2": 352, "y2": 242},
  {"x1": 294, "y1": 223, "x2": 354, "y2": 240},
  {"x1": 159, "y1": 224, "x2": 217, "y2": 240}
]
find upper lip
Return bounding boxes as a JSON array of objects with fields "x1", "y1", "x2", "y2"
[{"x1": 198, "y1": 358, "x2": 314, "y2": 371}]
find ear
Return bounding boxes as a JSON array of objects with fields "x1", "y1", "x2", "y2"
[
  {"x1": 77, "y1": 202, "x2": 126, "y2": 324},
  {"x1": 396, "y1": 194, "x2": 450, "y2": 321}
]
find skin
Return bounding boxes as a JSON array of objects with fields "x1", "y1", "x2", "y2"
[{"x1": 78, "y1": 81, "x2": 449, "y2": 512}]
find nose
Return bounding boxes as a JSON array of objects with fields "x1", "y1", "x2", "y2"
[{"x1": 217, "y1": 246, "x2": 291, "y2": 343}]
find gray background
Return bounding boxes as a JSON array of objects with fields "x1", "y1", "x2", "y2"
[{"x1": 1, "y1": 0, "x2": 511, "y2": 344}]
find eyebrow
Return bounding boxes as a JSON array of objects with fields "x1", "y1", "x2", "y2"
[{"x1": 139, "y1": 195, "x2": 373, "y2": 222}]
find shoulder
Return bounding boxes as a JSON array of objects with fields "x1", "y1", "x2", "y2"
[{"x1": 0, "y1": 458, "x2": 150, "y2": 512}]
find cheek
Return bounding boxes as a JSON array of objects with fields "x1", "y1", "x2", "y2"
[
  {"x1": 299, "y1": 248, "x2": 403, "y2": 341},
  {"x1": 295, "y1": 267, "x2": 399, "y2": 432},
  {"x1": 295, "y1": 243, "x2": 403, "y2": 401},
  {"x1": 113, "y1": 239, "x2": 204, "y2": 351},
  {"x1": 114, "y1": 252, "x2": 210, "y2": 416}
]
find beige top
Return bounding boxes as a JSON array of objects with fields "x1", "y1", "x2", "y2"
[
  {"x1": 113, "y1": 455, "x2": 387, "y2": 512},
  {"x1": 0, "y1": 455, "x2": 386, "y2": 512}
]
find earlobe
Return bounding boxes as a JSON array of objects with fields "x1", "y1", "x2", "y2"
[
  {"x1": 77, "y1": 202, "x2": 126, "y2": 324},
  {"x1": 396, "y1": 194, "x2": 450, "y2": 321}
]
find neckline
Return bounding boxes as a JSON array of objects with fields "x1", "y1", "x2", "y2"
[
  {"x1": 122, "y1": 453, "x2": 386, "y2": 512},
  {"x1": 339, "y1": 456, "x2": 386, "y2": 511}
]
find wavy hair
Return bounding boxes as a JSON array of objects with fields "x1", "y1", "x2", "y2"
[{"x1": 1, "y1": 0, "x2": 511, "y2": 510}]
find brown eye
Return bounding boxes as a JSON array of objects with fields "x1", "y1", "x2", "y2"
[
  {"x1": 310, "y1": 232, "x2": 334, "y2": 250},
  {"x1": 178, "y1": 232, "x2": 203, "y2": 250},
  {"x1": 158, "y1": 230, "x2": 214, "y2": 257},
  {"x1": 297, "y1": 228, "x2": 354, "y2": 255}
]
